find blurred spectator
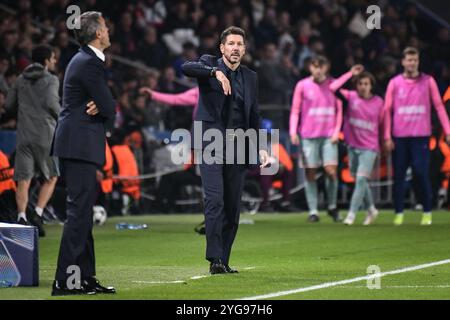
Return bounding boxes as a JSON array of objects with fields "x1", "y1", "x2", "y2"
[
  {"x1": 159, "y1": 66, "x2": 185, "y2": 93},
  {"x1": 114, "y1": 11, "x2": 138, "y2": 57},
  {"x1": 53, "y1": 31, "x2": 77, "y2": 70},
  {"x1": 172, "y1": 41, "x2": 198, "y2": 78},
  {"x1": 254, "y1": 7, "x2": 278, "y2": 48},
  {"x1": 257, "y1": 42, "x2": 291, "y2": 104},
  {"x1": 165, "y1": 0, "x2": 195, "y2": 32},
  {"x1": 135, "y1": 0, "x2": 167, "y2": 29},
  {"x1": 133, "y1": 94, "x2": 154, "y2": 127},
  {"x1": 1, "y1": 30, "x2": 19, "y2": 66},
  {"x1": 199, "y1": 32, "x2": 220, "y2": 56},
  {"x1": 198, "y1": 14, "x2": 219, "y2": 38},
  {"x1": 0, "y1": 54, "x2": 10, "y2": 93},
  {"x1": 137, "y1": 25, "x2": 168, "y2": 68}
]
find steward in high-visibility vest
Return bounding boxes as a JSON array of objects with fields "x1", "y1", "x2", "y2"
[
  {"x1": 0, "y1": 150, "x2": 16, "y2": 194},
  {"x1": 443, "y1": 86, "x2": 450, "y2": 105},
  {"x1": 100, "y1": 143, "x2": 113, "y2": 194},
  {"x1": 111, "y1": 144, "x2": 140, "y2": 200}
]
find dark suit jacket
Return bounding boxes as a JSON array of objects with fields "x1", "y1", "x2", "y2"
[
  {"x1": 51, "y1": 46, "x2": 116, "y2": 166},
  {"x1": 182, "y1": 55, "x2": 263, "y2": 152}
]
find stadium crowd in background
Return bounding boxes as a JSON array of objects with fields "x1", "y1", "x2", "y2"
[
  {"x1": 1, "y1": 0, "x2": 449, "y2": 130},
  {"x1": 0, "y1": 0, "x2": 449, "y2": 219}
]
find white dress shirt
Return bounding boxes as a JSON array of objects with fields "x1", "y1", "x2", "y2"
[{"x1": 88, "y1": 44, "x2": 105, "y2": 62}]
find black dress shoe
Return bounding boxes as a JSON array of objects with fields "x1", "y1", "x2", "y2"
[
  {"x1": 224, "y1": 265, "x2": 239, "y2": 273},
  {"x1": 83, "y1": 277, "x2": 116, "y2": 294},
  {"x1": 209, "y1": 260, "x2": 227, "y2": 274},
  {"x1": 327, "y1": 208, "x2": 341, "y2": 222},
  {"x1": 51, "y1": 280, "x2": 96, "y2": 296},
  {"x1": 28, "y1": 211, "x2": 46, "y2": 237}
]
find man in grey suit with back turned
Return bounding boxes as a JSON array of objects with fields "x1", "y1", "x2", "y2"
[{"x1": 50, "y1": 11, "x2": 116, "y2": 296}]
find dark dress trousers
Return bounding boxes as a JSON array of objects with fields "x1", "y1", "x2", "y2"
[
  {"x1": 182, "y1": 55, "x2": 262, "y2": 265},
  {"x1": 51, "y1": 46, "x2": 116, "y2": 282}
]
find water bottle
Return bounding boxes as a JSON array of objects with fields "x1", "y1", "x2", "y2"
[
  {"x1": 115, "y1": 223, "x2": 128, "y2": 230},
  {"x1": 0, "y1": 280, "x2": 13, "y2": 288},
  {"x1": 128, "y1": 223, "x2": 148, "y2": 230},
  {"x1": 116, "y1": 223, "x2": 148, "y2": 230}
]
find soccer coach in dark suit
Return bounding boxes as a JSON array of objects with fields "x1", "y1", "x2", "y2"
[
  {"x1": 50, "y1": 11, "x2": 116, "y2": 296},
  {"x1": 182, "y1": 26, "x2": 270, "y2": 274}
]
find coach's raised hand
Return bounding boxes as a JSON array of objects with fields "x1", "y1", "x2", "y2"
[{"x1": 215, "y1": 70, "x2": 231, "y2": 96}]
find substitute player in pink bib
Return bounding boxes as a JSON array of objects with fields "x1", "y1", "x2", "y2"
[
  {"x1": 289, "y1": 55, "x2": 343, "y2": 222},
  {"x1": 383, "y1": 47, "x2": 450, "y2": 226},
  {"x1": 330, "y1": 66, "x2": 385, "y2": 225}
]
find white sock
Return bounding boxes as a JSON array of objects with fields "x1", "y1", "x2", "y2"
[
  {"x1": 368, "y1": 205, "x2": 377, "y2": 215},
  {"x1": 328, "y1": 205, "x2": 337, "y2": 210},
  {"x1": 346, "y1": 212, "x2": 356, "y2": 219},
  {"x1": 35, "y1": 207, "x2": 44, "y2": 217},
  {"x1": 309, "y1": 210, "x2": 319, "y2": 216},
  {"x1": 18, "y1": 212, "x2": 27, "y2": 221}
]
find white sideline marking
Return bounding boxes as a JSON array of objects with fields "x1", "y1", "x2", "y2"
[
  {"x1": 132, "y1": 266, "x2": 256, "y2": 284},
  {"x1": 335, "y1": 285, "x2": 450, "y2": 289},
  {"x1": 133, "y1": 280, "x2": 185, "y2": 284},
  {"x1": 238, "y1": 259, "x2": 450, "y2": 300},
  {"x1": 190, "y1": 275, "x2": 209, "y2": 280}
]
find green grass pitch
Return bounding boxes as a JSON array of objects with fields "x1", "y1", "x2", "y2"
[{"x1": 1, "y1": 210, "x2": 450, "y2": 300}]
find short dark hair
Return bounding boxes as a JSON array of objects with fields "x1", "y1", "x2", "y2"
[
  {"x1": 355, "y1": 71, "x2": 376, "y2": 88},
  {"x1": 31, "y1": 44, "x2": 54, "y2": 65},
  {"x1": 74, "y1": 11, "x2": 102, "y2": 46},
  {"x1": 220, "y1": 26, "x2": 246, "y2": 44},
  {"x1": 309, "y1": 55, "x2": 329, "y2": 67},
  {"x1": 402, "y1": 46, "x2": 419, "y2": 58}
]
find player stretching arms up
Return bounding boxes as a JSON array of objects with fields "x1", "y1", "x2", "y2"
[
  {"x1": 289, "y1": 56, "x2": 343, "y2": 222},
  {"x1": 330, "y1": 66, "x2": 384, "y2": 225},
  {"x1": 384, "y1": 47, "x2": 450, "y2": 226}
]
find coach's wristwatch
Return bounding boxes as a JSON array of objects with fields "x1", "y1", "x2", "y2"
[{"x1": 210, "y1": 67, "x2": 217, "y2": 78}]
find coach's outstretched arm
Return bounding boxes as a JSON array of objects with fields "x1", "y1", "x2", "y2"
[
  {"x1": 182, "y1": 55, "x2": 231, "y2": 96},
  {"x1": 182, "y1": 55, "x2": 216, "y2": 78}
]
